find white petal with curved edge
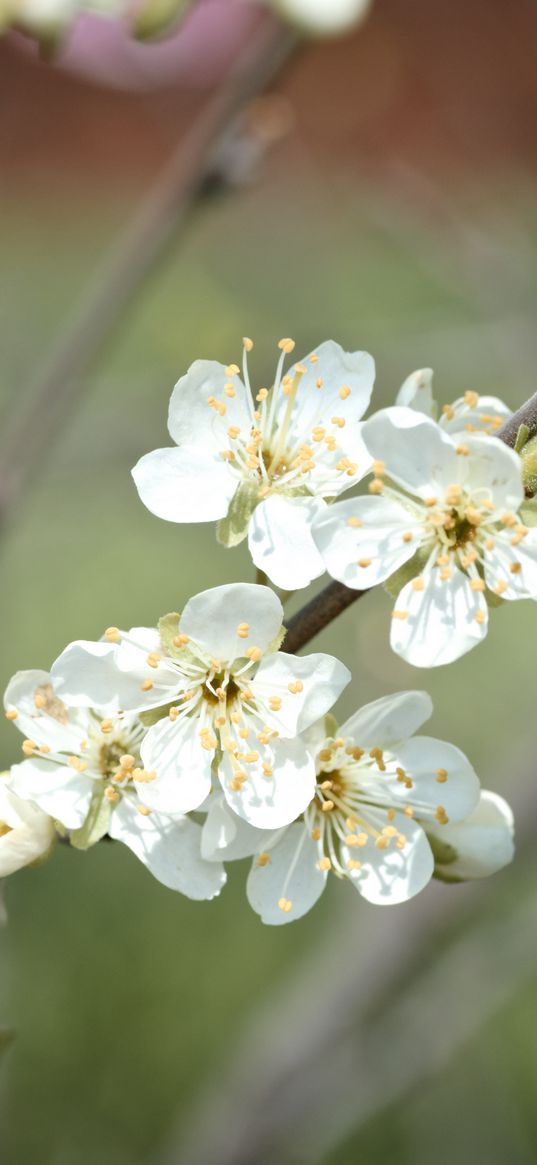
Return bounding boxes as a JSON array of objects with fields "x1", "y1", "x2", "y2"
[
  {"x1": 430, "y1": 790, "x2": 514, "y2": 880},
  {"x1": 52, "y1": 637, "x2": 180, "y2": 713},
  {"x1": 4, "y1": 669, "x2": 86, "y2": 753},
  {"x1": 342, "y1": 810, "x2": 433, "y2": 905},
  {"x1": 0, "y1": 782, "x2": 55, "y2": 876},
  {"x1": 275, "y1": 0, "x2": 371, "y2": 35},
  {"x1": 109, "y1": 799, "x2": 226, "y2": 899},
  {"x1": 388, "y1": 736, "x2": 480, "y2": 823},
  {"x1": 252, "y1": 651, "x2": 350, "y2": 736},
  {"x1": 390, "y1": 564, "x2": 488, "y2": 668},
  {"x1": 8, "y1": 758, "x2": 93, "y2": 829},
  {"x1": 132, "y1": 446, "x2": 235, "y2": 524},
  {"x1": 180, "y1": 582, "x2": 283, "y2": 663},
  {"x1": 440, "y1": 395, "x2": 511, "y2": 438},
  {"x1": 396, "y1": 369, "x2": 434, "y2": 416},
  {"x1": 247, "y1": 823, "x2": 327, "y2": 925},
  {"x1": 139, "y1": 714, "x2": 213, "y2": 814},
  {"x1": 313, "y1": 495, "x2": 420, "y2": 589},
  {"x1": 361, "y1": 407, "x2": 459, "y2": 500},
  {"x1": 484, "y1": 527, "x2": 537, "y2": 599},
  {"x1": 340, "y1": 691, "x2": 433, "y2": 750},
  {"x1": 201, "y1": 797, "x2": 279, "y2": 862},
  {"x1": 167, "y1": 359, "x2": 252, "y2": 449},
  {"x1": 461, "y1": 435, "x2": 523, "y2": 512},
  {"x1": 275, "y1": 341, "x2": 374, "y2": 440},
  {"x1": 248, "y1": 495, "x2": 327, "y2": 591},
  {"x1": 219, "y1": 736, "x2": 315, "y2": 829}
]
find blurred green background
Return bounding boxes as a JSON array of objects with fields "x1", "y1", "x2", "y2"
[{"x1": 2, "y1": 2, "x2": 537, "y2": 1162}]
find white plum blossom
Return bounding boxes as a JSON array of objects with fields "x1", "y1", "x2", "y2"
[
  {"x1": 313, "y1": 407, "x2": 537, "y2": 667},
  {"x1": 132, "y1": 338, "x2": 374, "y2": 590},
  {"x1": 429, "y1": 790, "x2": 514, "y2": 882},
  {"x1": 397, "y1": 368, "x2": 512, "y2": 438},
  {"x1": 4, "y1": 669, "x2": 225, "y2": 898},
  {"x1": 270, "y1": 0, "x2": 372, "y2": 36},
  {"x1": 0, "y1": 775, "x2": 55, "y2": 877},
  {"x1": 50, "y1": 583, "x2": 351, "y2": 829},
  {"x1": 203, "y1": 691, "x2": 488, "y2": 925}
]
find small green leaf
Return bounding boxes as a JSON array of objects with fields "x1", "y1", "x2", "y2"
[
  {"x1": 383, "y1": 545, "x2": 430, "y2": 600},
  {"x1": 216, "y1": 483, "x2": 260, "y2": 548},
  {"x1": 323, "y1": 713, "x2": 339, "y2": 738},
  {"x1": 519, "y1": 498, "x2": 537, "y2": 527},
  {"x1": 514, "y1": 424, "x2": 530, "y2": 454},
  {"x1": 70, "y1": 787, "x2": 112, "y2": 851},
  {"x1": 158, "y1": 612, "x2": 183, "y2": 658},
  {"x1": 520, "y1": 433, "x2": 537, "y2": 494}
]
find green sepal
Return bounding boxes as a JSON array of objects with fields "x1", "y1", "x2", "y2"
[
  {"x1": 520, "y1": 433, "x2": 537, "y2": 495},
  {"x1": 216, "y1": 483, "x2": 260, "y2": 549},
  {"x1": 433, "y1": 868, "x2": 465, "y2": 884},
  {"x1": 519, "y1": 498, "x2": 537, "y2": 527},
  {"x1": 158, "y1": 612, "x2": 184, "y2": 658},
  {"x1": 383, "y1": 545, "x2": 430, "y2": 601},
  {"x1": 514, "y1": 424, "x2": 530, "y2": 454},
  {"x1": 132, "y1": 0, "x2": 192, "y2": 41},
  {"x1": 323, "y1": 713, "x2": 339, "y2": 738},
  {"x1": 69, "y1": 787, "x2": 112, "y2": 851},
  {"x1": 268, "y1": 625, "x2": 286, "y2": 654}
]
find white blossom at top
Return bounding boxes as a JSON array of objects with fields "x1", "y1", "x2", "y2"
[
  {"x1": 0, "y1": 774, "x2": 55, "y2": 877},
  {"x1": 4, "y1": 669, "x2": 225, "y2": 899},
  {"x1": 50, "y1": 583, "x2": 351, "y2": 829},
  {"x1": 132, "y1": 338, "x2": 375, "y2": 590},
  {"x1": 202, "y1": 691, "x2": 494, "y2": 925},
  {"x1": 397, "y1": 368, "x2": 512, "y2": 438},
  {"x1": 270, "y1": 0, "x2": 372, "y2": 36},
  {"x1": 313, "y1": 407, "x2": 537, "y2": 667}
]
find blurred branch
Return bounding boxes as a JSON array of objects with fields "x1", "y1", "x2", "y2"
[
  {"x1": 167, "y1": 754, "x2": 537, "y2": 1165},
  {"x1": 0, "y1": 16, "x2": 297, "y2": 527}
]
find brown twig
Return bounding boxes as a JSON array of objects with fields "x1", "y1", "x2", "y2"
[
  {"x1": 496, "y1": 390, "x2": 537, "y2": 448},
  {"x1": 0, "y1": 15, "x2": 297, "y2": 526},
  {"x1": 284, "y1": 578, "x2": 367, "y2": 653}
]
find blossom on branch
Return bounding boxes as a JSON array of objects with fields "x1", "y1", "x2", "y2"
[
  {"x1": 50, "y1": 583, "x2": 350, "y2": 828},
  {"x1": 132, "y1": 338, "x2": 374, "y2": 589},
  {"x1": 313, "y1": 407, "x2": 537, "y2": 667},
  {"x1": 4, "y1": 669, "x2": 225, "y2": 897},
  {"x1": 202, "y1": 690, "x2": 511, "y2": 925},
  {"x1": 396, "y1": 368, "x2": 512, "y2": 438}
]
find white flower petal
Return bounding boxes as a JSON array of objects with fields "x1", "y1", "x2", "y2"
[
  {"x1": 342, "y1": 811, "x2": 433, "y2": 905},
  {"x1": 390, "y1": 564, "x2": 488, "y2": 668},
  {"x1": 246, "y1": 823, "x2": 327, "y2": 925},
  {"x1": 181, "y1": 582, "x2": 283, "y2": 662},
  {"x1": 396, "y1": 368, "x2": 434, "y2": 416},
  {"x1": 313, "y1": 495, "x2": 420, "y2": 589},
  {"x1": 8, "y1": 758, "x2": 93, "y2": 829},
  {"x1": 109, "y1": 799, "x2": 226, "y2": 900},
  {"x1": 252, "y1": 651, "x2": 350, "y2": 736},
  {"x1": 132, "y1": 446, "x2": 235, "y2": 523},
  {"x1": 219, "y1": 737, "x2": 315, "y2": 829},
  {"x1": 280, "y1": 341, "x2": 374, "y2": 439},
  {"x1": 51, "y1": 636, "x2": 178, "y2": 713},
  {"x1": 461, "y1": 435, "x2": 523, "y2": 512},
  {"x1": 0, "y1": 780, "x2": 55, "y2": 876},
  {"x1": 430, "y1": 790, "x2": 514, "y2": 880},
  {"x1": 248, "y1": 495, "x2": 327, "y2": 591},
  {"x1": 440, "y1": 395, "x2": 511, "y2": 438},
  {"x1": 4, "y1": 669, "x2": 85, "y2": 752},
  {"x1": 389, "y1": 736, "x2": 480, "y2": 823},
  {"x1": 201, "y1": 798, "x2": 277, "y2": 862},
  {"x1": 139, "y1": 715, "x2": 213, "y2": 814},
  {"x1": 167, "y1": 359, "x2": 252, "y2": 449},
  {"x1": 484, "y1": 527, "x2": 537, "y2": 599},
  {"x1": 340, "y1": 691, "x2": 433, "y2": 750},
  {"x1": 361, "y1": 407, "x2": 459, "y2": 499}
]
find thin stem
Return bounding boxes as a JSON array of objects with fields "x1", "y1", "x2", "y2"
[
  {"x1": 0, "y1": 16, "x2": 297, "y2": 528},
  {"x1": 496, "y1": 391, "x2": 537, "y2": 448}
]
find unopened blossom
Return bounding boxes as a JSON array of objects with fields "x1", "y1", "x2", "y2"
[
  {"x1": 5, "y1": 669, "x2": 224, "y2": 898},
  {"x1": 270, "y1": 0, "x2": 372, "y2": 36},
  {"x1": 50, "y1": 583, "x2": 350, "y2": 828},
  {"x1": 397, "y1": 368, "x2": 512, "y2": 438},
  {"x1": 0, "y1": 774, "x2": 55, "y2": 877},
  {"x1": 132, "y1": 338, "x2": 374, "y2": 590},
  {"x1": 429, "y1": 790, "x2": 514, "y2": 882},
  {"x1": 203, "y1": 691, "x2": 487, "y2": 925},
  {"x1": 313, "y1": 407, "x2": 537, "y2": 667}
]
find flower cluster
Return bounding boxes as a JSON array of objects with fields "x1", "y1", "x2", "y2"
[{"x1": 0, "y1": 334, "x2": 522, "y2": 925}]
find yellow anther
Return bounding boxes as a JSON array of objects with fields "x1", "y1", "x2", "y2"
[
  {"x1": 309, "y1": 353, "x2": 319, "y2": 364},
  {"x1": 474, "y1": 610, "x2": 486, "y2": 624},
  {"x1": 316, "y1": 377, "x2": 324, "y2": 389},
  {"x1": 137, "y1": 804, "x2": 151, "y2": 817},
  {"x1": 240, "y1": 689, "x2": 254, "y2": 702},
  {"x1": 442, "y1": 405, "x2": 455, "y2": 420},
  {"x1": 207, "y1": 396, "x2": 226, "y2": 416},
  {"x1": 245, "y1": 751, "x2": 259, "y2": 764},
  {"x1": 402, "y1": 531, "x2": 414, "y2": 543},
  {"x1": 331, "y1": 416, "x2": 345, "y2": 429},
  {"x1": 120, "y1": 754, "x2": 135, "y2": 770},
  {"x1": 68, "y1": 755, "x2": 87, "y2": 772},
  {"x1": 445, "y1": 484, "x2": 462, "y2": 506},
  {"x1": 269, "y1": 696, "x2": 282, "y2": 712},
  {"x1": 256, "y1": 388, "x2": 269, "y2": 403},
  {"x1": 39, "y1": 744, "x2": 51, "y2": 754},
  {"x1": 278, "y1": 897, "x2": 293, "y2": 913},
  {"x1": 391, "y1": 610, "x2": 409, "y2": 620},
  {"x1": 105, "y1": 627, "x2": 121, "y2": 642},
  {"x1": 375, "y1": 837, "x2": 389, "y2": 850},
  {"x1": 345, "y1": 834, "x2": 361, "y2": 847},
  {"x1": 278, "y1": 338, "x2": 295, "y2": 354},
  {"x1": 294, "y1": 363, "x2": 307, "y2": 376},
  {"x1": 228, "y1": 425, "x2": 241, "y2": 439},
  {"x1": 382, "y1": 826, "x2": 398, "y2": 838},
  {"x1": 369, "y1": 747, "x2": 386, "y2": 772},
  {"x1": 5, "y1": 709, "x2": 17, "y2": 721},
  {"x1": 135, "y1": 770, "x2": 157, "y2": 784},
  {"x1": 22, "y1": 740, "x2": 37, "y2": 755},
  {"x1": 346, "y1": 859, "x2": 362, "y2": 871},
  {"x1": 485, "y1": 537, "x2": 495, "y2": 551},
  {"x1": 245, "y1": 646, "x2": 261, "y2": 663},
  {"x1": 224, "y1": 384, "x2": 236, "y2": 398},
  {"x1": 173, "y1": 633, "x2": 189, "y2": 647},
  {"x1": 466, "y1": 506, "x2": 482, "y2": 526},
  {"x1": 311, "y1": 827, "x2": 321, "y2": 841},
  {"x1": 288, "y1": 680, "x2": 304, "y2": 694},
  {"x1": 257, "y1": 852, "x2": 270, "y2": 867},
  {"x1": 411, "y1": 578, "x2": 425, "y2": 592},
  {"x1": 357, "y1": 558, "x2": 372, "y2": 569},
  {"x1": 436, "y1": 768, "x2": 448, "y2": 783},
  {"x1": 439, "y1": 567, "x2": 452, "y2": 581},
  {"x1": 510, "y1": 562, "x2": 522, "y2": 574},
  {"x1": 464, "y1": 390, "x2": 479, "y2": 408},
  {"x1": 386, "y1": 808, "x2": 396, "y2": 821},
  {"x1": 320, "y1": 779, "x2": 333, "y2": 791},
  {"x1": 425, "y1": 497, "x2": 438, "y2": 508},
  {"x1": 237, "y1": 622, "x2": 250, "y2": 638},
  {"x1": 336, "y1": 458, "x2": 357, "y2": 476},
  {"x1": 339, "y1": 385, "x2": 351, "y2": 400},
  {"x1": 104, "y1": 786, "x2": 120, "y2": 803},
  {"x1": 493, "y1": 580, "x2": 507, "y2": 595},
  {"x1": 372, "y1": 460, "x2": 385, "y2": 477},
  {"x1": 238, "y1": 727, "x2": 249, "y2": 740},
  {"x1": 325, "y1": 436, "x2": 337, "y2": 452},
  {"x1": 321, "y1": 800, "x2": 335, "y2": 812},
  {"x1": 404, "y1": 806, "x2": 414, "y2": 817},
  {"x1": 34, "y1": 692, "x2": 46, "y2": 709},
  {"x1": 356, "y1": 832, "x2": 369, "y2": 847},
  {"x1": 501, "y1": 513, "x2": 517, "y2": 528},
  {"x1": 396, "y1": 767, "x2": 407, "y2": 782},
  {"x1": 318, "y1": 857, "x2": 332, "y2": 871},
  {"x1": 368, "y1": 479, "x2": 384, "y2": 495},
  {"x1": 141, "y1": 679, "x2": 153, "y2": 692},
  {"x1": 347, "y1": 516, "x2": 363, "y2": 528},
  {"x1": 262, "y1": 764, "x2": 273, "y2": 779},
  {"x1": 243, "y1": 337, "x2": 254, "y2": 351},
  {"x1": 225, "y1": 364, "x2": 240, "y2": 375},
  {"x1": 435, "y1": 806, "x2": 449, "y2": 825},
  {"x1": 100, "y1": 718, "x2": 113, "y2": 734},
  {"x1": 146, "y1": 652, "x2": 161, "y2": 668},
  {"x1": 396, "y1": 834, "x2": 407, "y2": 849},
  {"x1": 470, "y1": 578, "x2": 485, "y2": 592},
  {"x1": 351, "y1": 746, "x2": 364, "y2": 760}
]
